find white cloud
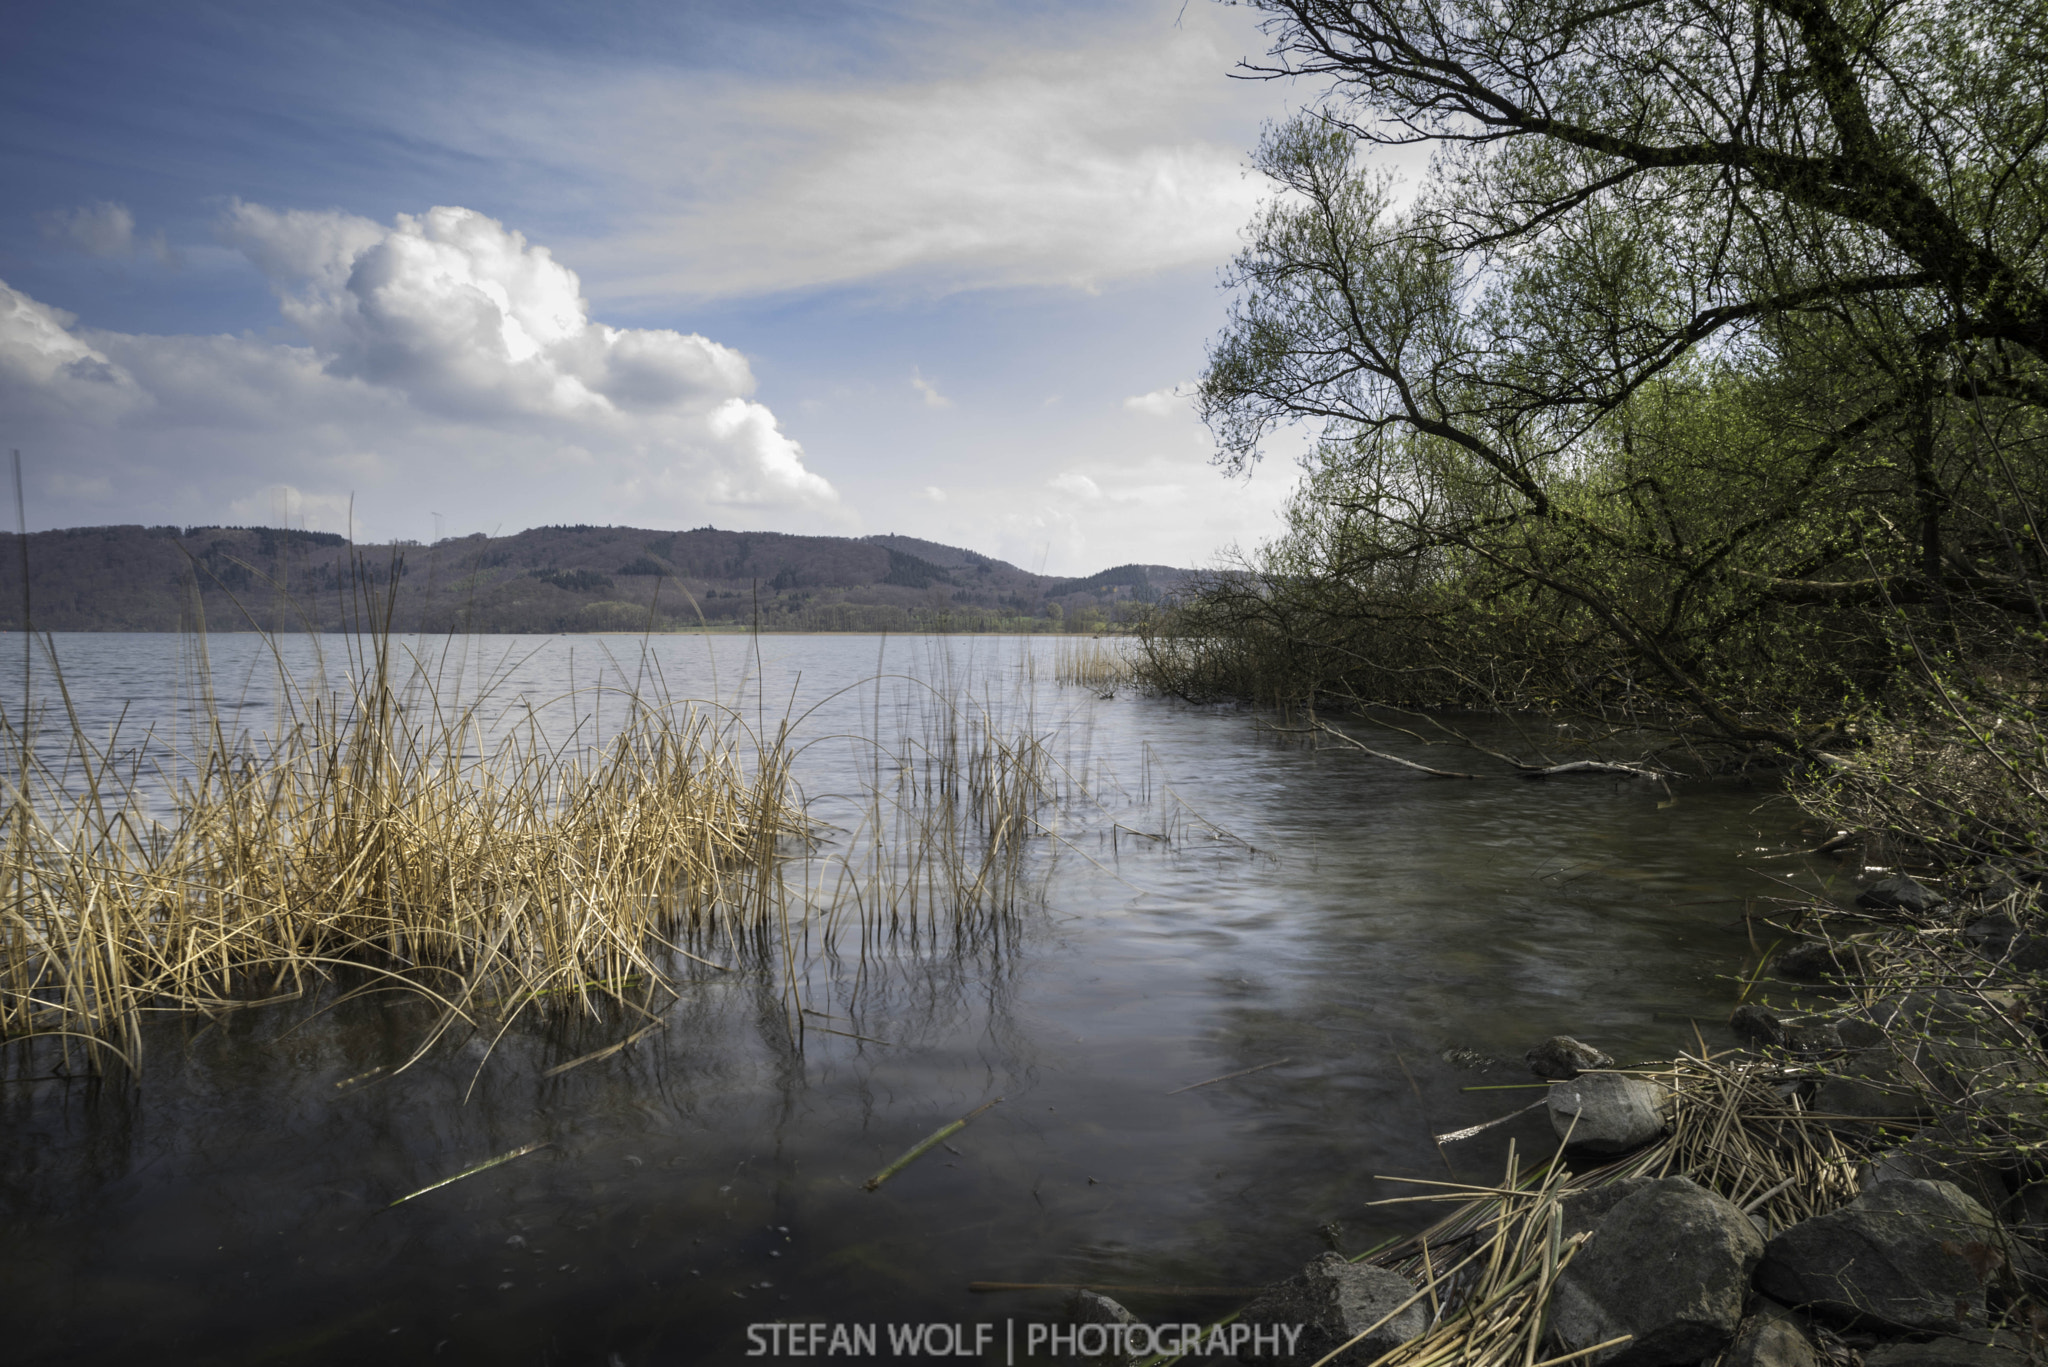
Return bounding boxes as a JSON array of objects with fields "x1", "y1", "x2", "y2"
[
  {"x1": 1049, "y1": 471, "x2": 1103, "y2": 500},
  {"x1": 1123, "y1": 383, "x2": 1191, "y2": 418},
  {"x1": 39, "y1": 202, "x2": 136, "y2": 258},
  {"x1": 2, "y1": 203, "x2": 839, "y2": 536},
  {"x1": 922, "y1": 486, "x2": 947, "y2": 503},
  {"x1": 909, "y1": 365, "x2": 951, "y2": 409}
]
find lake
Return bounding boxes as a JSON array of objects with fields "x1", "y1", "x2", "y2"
[{"x1": 0, "y1": 631, "x2": 1838, "y2": 1364}]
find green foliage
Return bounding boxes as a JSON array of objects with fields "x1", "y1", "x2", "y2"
[{"x1": 1149, "y1": 0, "x2": 2048, "y2": 767}]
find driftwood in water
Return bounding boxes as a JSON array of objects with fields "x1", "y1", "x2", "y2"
[{"x1": 1307, "y1": 722, "x2": 1668, "y2": 780}]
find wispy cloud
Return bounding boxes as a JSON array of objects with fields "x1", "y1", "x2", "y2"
[
  {"x1": 909, "y1": 365, "x2": 951, "y2": 409},
  {"x1": 38, "y1": 200, "x2": 183, "y2": 267},
  {"x1": 456, "y1": 9, "x2": 1282, "y2": 304}
]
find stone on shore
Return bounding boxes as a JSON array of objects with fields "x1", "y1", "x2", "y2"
[
  {"x1": 1858, "y1": 874, "x2": 1947, "y2": 914},
  {"x1": 1556, "y1": 1177, "x2": 1658, "y2": 1240},
  {"x1": 1548, "y1": 1072, "x2": 1669, "y2": 1153},
  {"x1": 1069, "y1": 1291, "x2": 1138, "y2": 1365},
  {"x1": 1233, "y1": 1252, "x2": 1424, "y2": 1365},
  {"x1": 1721, "y1": 1300, "x2": 1820, "y2": 1367},
  {"x1": 1755, "y1": 1178, "x2": 2004, "y2": 1332},
  {"x1": 1809, "y1": 1048, "x2": 1932, "y2": 1132},
  {"x1": 1548, "y1": 1177, "x2": 1762, "y2": 1367},
  {"x1": 1772, "y1": 939, "x2": 1867, "y2": 982},
  {"x1": 1729, "y1": 1004, "x2": 1787, "y2": 1047},
  {"x1": 1526, "y1": 1036, "x2": 1613, "y2": 1079}
]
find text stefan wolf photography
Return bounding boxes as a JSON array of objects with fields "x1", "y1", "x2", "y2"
[{"x1": 743, "y1": 1318, "x2": 1307, "y2": 1360}]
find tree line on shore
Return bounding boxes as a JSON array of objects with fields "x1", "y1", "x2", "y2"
[
  {"x1": 0, "y1": 522, "x2": 1178, "y2": 636},
  {"x1": 1138, "y1": 0, "x2": 2046, "y2": 864}
]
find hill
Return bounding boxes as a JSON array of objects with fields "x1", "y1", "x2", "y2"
[{"x1": 0, "y1": 523, "x2": 1192, "y2": 633}]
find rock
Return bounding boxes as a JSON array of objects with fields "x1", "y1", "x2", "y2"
[
  {"x1": 1786, "y1": 1020, "x2": 1845, "y2": 1053},
  {"x1": 1526, "y1": 1036, "x2": 1613, "y2": 1080},
  {"x1": 1773, "y1": 940, "x2": 1861, "y2": 982},
  {"x1": 1859, "y1": 1144, "x2": 2005, "y2": 1217},
  {"x1": 1556, "y1": 1177, "x2": 1659, "y2": 1240},
  {"x1": 2000, "y1": 1180, "x2": 2048, "y2": 1245},
  {"x1": 1069, "y1": 1289, "x2": 1137, "y2": 1327},
  {"x1": 1730, "y1": 1004, "x2": 1787, "y2": 1047},
  {"x1": 1547, "y1": 1177, "x2": 1763, "y2": 1367},
  {"x1": 1069, "y1": 1291, "x2": 1138, "y2": 1364},
  {"x1": 1809, "y1": 1048, "x2": 1932, "y2": 1132},
  {"x1": 1234, "y1": 1253, "x2": 1425, "y2": 1365},
  {"x1": 1858, "y1": 874, "x2": 1948, "y2": 914},
  {"x1": 1862, "y1": 1338, "x2": 2029, "y2": 1367},
  {"x1": 1722, "y1": 1300, "x2": 1819, "y2": 1367},
  {"x1": 1548, "y1": 1072, "x2": 1669, "y2": 1153},
  {"x1": 1963, "y1": 914, "x2": 2019, "y2": 951},
  {"x1": 1834, "y1": 1013, "x2": 1889, "y2": 1048},
  {"x1": 1755, "y1": 1178, "x2": 2005, "y2": 1332}
]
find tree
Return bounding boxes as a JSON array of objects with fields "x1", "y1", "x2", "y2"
[{"x1": 1184, "y1": 0, "x2": 2048, "y2": 753}]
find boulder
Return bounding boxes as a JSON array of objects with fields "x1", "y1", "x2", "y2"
[
  {"x1": 1721, "y1": 1300, "x2": 1819, "y2": 1367},
  {"x1": 1234, "y1": 1253, "x2": 1424, "y2": 1365},
  {"x1": 1547, "y1": 1177, "x2": 1763, "y2": 1367},
  {"x1": 1526, "y1": 1036, "x2": 1614, "y2": 1080},
  {"x1": 1069, "y1": 1291, "x2": 1138, "y2": 1365},
  {"x1": 1556, "y1": 1177, "x2": 1659, "y2": 1240},
  {"x1": 1069, "y1": 1289, "x2": 1137, "y2": 1328},
  {"x1": 1862, "y1": 1338, "x2": 2029, "y2": 1367},
  {"x1": 1730, "y1": 1004, "x2": 1787, "y2": 1047},
  {"x1": 1548, "y1": 1073, "x2": 1669, "y2": 1154},
  {"x1": 1773, "y1": 941, "x2": 1861, "y2": 982},
  {"x1": 1809, "y1": 1048, "x2": 1932, "y2": 1132},
  {"x1": 1860, "y1": 1134, "x2": 2006, "y2": 1216},
  {"x1": 1784, "y1": 1019, "x2": 1845, "y2": 1053},
  {"x1": 1858, "y1": 874, "x2": 1947, "y2": 914},
  {"x1": 1755, "y1": 1178, "x2": 2005, "y2": 1332}
]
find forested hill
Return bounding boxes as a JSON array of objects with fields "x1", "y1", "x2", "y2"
[{"x1": 0, "y1": 523, "x2": 1188, "y2": 633}]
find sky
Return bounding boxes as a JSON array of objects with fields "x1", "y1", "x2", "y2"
[{"x1": 0, "y1": 0, "x2": 1324, "y2": 575}]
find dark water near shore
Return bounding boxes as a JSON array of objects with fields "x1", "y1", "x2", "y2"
[{"x1": 0, "y1": 633, "x2": 1845, "y2": 1365}]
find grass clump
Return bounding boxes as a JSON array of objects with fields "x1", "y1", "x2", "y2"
[{"x1": 0, "y1": 625, "x2": 800, "y2": 1074}]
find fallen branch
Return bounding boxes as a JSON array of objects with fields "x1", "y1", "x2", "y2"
[
  {"x1": 387, "y1": 1140, "x2": 548, "y2": 1208},
  {"x1": 863, "y1": 1097, "x2": 1004, "y2": 1192},
  {"x1": 1166, "y1": 1058, "x2": 1292, "y2": 1095}
]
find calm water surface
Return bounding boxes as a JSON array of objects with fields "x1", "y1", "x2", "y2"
[{"x1": 0, "y1": 633, "x2": 1841, "y2": 1365}]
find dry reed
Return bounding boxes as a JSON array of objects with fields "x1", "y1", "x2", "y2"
[{"x1": 0, "y1": 624, "x2": 801, "y2": 1074}]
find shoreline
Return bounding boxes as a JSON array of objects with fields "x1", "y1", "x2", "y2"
[{"x1": 1111, "y1": 853, "x2": 2048, "y2": 1367}]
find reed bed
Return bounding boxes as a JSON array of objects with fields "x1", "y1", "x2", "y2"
[
  {"x1": 0, "y1": 627, "x2": 803, "y2": 1074},
  {"x1": 1051, "y1": 635, "x2": 1138, "y2": 695},
  {"x1": 804, "y1": 680, "x2": 1060, "y2": 958},
  {"x1": 0, "y1": 624, "x2": 1113, "y2": 1074}
]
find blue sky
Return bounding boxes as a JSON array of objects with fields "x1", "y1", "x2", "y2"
[{"x1": 1, "y1": 0, "x2": 1321, "y2": 573}]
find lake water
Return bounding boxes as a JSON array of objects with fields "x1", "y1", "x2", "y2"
[{"x1": 0, "y1": 632, "x2": 1841, "y2": 1365}]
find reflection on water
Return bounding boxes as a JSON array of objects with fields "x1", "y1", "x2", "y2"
[{"x1": 0, "y1": 633, "x2": 1839, "y2": 1364}]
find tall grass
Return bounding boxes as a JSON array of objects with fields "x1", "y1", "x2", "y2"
[
  {"x1": 0, "y1": 621, "x2": 807, "y2": 1074},
  {"x1": 1050, "y1": 635, "x2": 1137, "y2": 695},
  {"x1": 0, "y1": 608, "x2": 1130, "y2": 1075}
]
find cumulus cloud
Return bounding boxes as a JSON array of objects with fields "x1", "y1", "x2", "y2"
[
  {"x1": 2, "y1": 203, "x2": 838, "y2": 536},
  {"x1": 1049, "y1": 471, "x2": 1103, "y2": 500},
  {"x1": 1123, "y1": 383, "x2": 1191, "y2": 418}
]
